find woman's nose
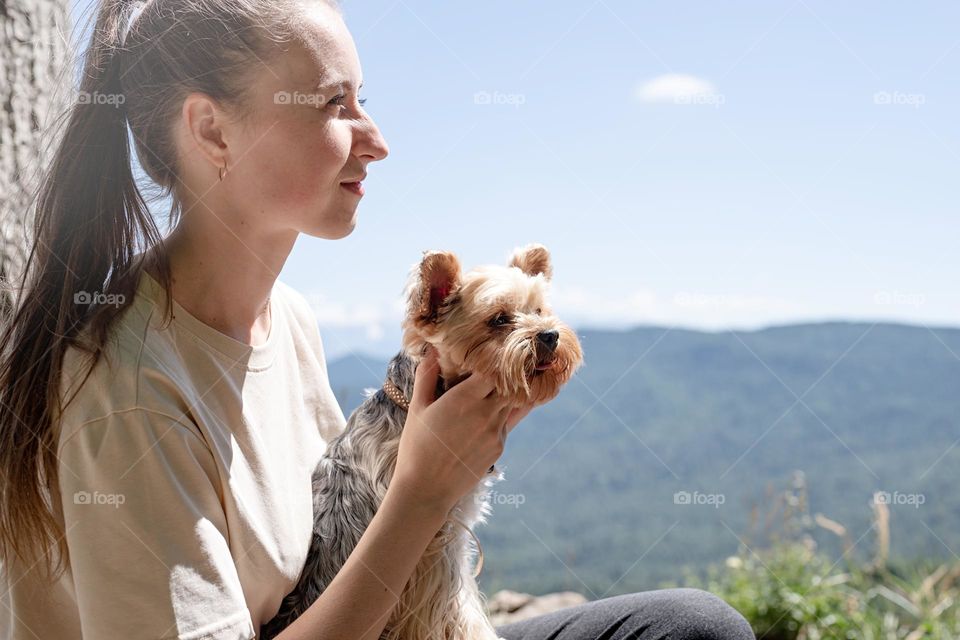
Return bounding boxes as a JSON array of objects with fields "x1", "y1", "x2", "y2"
[{"x1": 357, "y1": 118, "x2": 389, "y2": 162}]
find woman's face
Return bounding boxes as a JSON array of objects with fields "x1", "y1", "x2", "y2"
[{"x1": 214, "y1": 3, "x2": 389, "y2": 240}]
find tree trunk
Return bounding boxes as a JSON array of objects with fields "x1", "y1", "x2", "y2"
[{"x1": 0, "y1": 0, "x2": 71, "y2": 317}]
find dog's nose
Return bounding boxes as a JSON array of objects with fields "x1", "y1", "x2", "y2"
[{"x1": 536, "y1": 330, "x2": 559, "y2": 352}]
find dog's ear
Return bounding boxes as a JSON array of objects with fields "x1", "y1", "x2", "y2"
[
  {"x1": 508, "y1": 243, "x2": 552, "y2": 281},
  {"x1": 407, "y1": 250, "x2": 462, "y2": 326}
]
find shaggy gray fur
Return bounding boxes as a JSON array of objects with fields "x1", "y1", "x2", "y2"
[{"x1": 260, "y1": 349, "x2": 497, "y2": 640}]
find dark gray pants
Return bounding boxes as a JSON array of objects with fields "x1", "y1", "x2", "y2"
[{"x1": 495, "y1": 588, "x2": 756, "y2": 640}]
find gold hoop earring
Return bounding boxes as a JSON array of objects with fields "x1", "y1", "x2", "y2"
[{"x1": 218, "y1": 160, "x2": 227, "y2": 182}]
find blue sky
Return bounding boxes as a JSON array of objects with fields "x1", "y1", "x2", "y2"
[{"x1": 72, "y1": 1, "x2": 959, "y2": 359}]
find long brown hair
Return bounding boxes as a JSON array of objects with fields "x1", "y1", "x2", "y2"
[{"x1": 0, "y1": 0, "x2": 337, "y2": 581}]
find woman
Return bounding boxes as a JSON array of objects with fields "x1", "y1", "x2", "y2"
[{"x1": 0, "y1": 1, "x2": 755, "y2": 638}]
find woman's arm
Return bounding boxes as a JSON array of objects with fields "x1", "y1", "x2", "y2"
[
  {"x1": 277, "y1": 346, "x2": 517, "y2": 640},
  {"x1": 275, "y1": 480, "x2": 447, "y2": 640}
]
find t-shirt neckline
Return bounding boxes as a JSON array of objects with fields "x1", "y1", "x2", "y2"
[{"x1": 137, "y1": 269, "x2": 281, "y2": 370}]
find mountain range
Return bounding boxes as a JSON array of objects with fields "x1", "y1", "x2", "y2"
[{"x1": 325, "y1": 322, "x2": 960, "y2": 596}]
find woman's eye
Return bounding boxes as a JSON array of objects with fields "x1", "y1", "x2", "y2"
[{"x1": 327, "y1": 95, "x2": 367, "y2": 109}]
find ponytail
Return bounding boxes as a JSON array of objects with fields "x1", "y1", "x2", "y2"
[{"x1": 0, "y1": 0, "x2": 172, "y2": 581}]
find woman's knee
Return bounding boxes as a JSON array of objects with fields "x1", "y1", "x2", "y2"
[
  {"x1": 641, "y1": 588, "x2": 755, "y2": 640},
  {"x1": 497, "y1": 588, "x2": 756, "y2": 640}
]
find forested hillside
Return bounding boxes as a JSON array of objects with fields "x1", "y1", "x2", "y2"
[{"x1": 327, "y1": 322, "x2": 960, "y2": 595}]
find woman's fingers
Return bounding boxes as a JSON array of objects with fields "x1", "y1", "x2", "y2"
[
  {"x1": 410, "y1": 344, "x2": 440, "y2": 409},
  {"x1": 450, "y1": 368, "x2": 498, "y2": 401},
  {"x1": 397, "y1": 351, "x2": 527, "y2": 512},
  {"x1": 504, "y1": 403, "x2": 535, "y2": 434},
  {"x1": 493, "y1": 402, "x2": 512, "y2": 429},
  {"x1": 413, "y1": 354, "x2": 519, "y2": 443}
]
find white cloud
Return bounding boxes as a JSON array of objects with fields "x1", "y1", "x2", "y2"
[
  {"x1": 299, "y1": 290, "x2": 395, "y2": 343},
  {"x1": 295, "y1": 285, "x2": 958, "y2": 360},
  {"x1": 301, "y1": 284, "x2": 806, "y2": 337},
  {"x1": 635, "y1": 73, "x2": 721, "y2": 104}
]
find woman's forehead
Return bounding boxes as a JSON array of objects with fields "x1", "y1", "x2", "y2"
[{"x1": 292, "y1": 6, "x2": 361, "y2": 88}]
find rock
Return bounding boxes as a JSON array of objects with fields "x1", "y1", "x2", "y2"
[
  {"x1": 487, "y1": 589, "x2": 535, "y2": 614},
  {"x1": 486, "y1": 589, "x2": 588, "y2": 626}
]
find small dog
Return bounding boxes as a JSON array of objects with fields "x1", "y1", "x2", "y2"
[{"x1": 261, "y1": 244, "x2": 583, "y2": 640}]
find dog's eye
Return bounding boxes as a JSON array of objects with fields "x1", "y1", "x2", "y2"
[
  {"x1": 488, "y1": 313, "x2": 511, "y2": 327},
  {"x1": 535, "y1": 308, "x2": 542, "y2": 315}
]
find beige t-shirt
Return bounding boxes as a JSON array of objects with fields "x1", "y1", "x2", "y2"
[{"x1": 1, "y1": 268, "x2": 347, "y2": 639}]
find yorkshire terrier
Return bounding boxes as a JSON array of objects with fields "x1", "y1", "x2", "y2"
[{"x1": 261, "y1": 244, "x2": 584, "y2": 640}]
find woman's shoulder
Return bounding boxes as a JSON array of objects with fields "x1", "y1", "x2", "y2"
[
  {"x1": 273, "y1": 279, "x2": 317, "y2": 335},
  {"x1": 56, "y1": 273, "x2": 337, "y2": 450},
  {"x1": 272, "y1": 278, "x2": 333, "y2": 365},
  {"x1": 57, "y1": 284, "x2": 200, "y2": 450}
]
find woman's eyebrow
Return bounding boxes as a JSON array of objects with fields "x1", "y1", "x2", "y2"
[{"x1": 316, "y1": 77, "x2": 364, "y2": 91}]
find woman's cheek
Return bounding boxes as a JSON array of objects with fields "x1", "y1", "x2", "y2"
[{"x1": 259, "y1": 131, "x2": 343, "y2": 206}]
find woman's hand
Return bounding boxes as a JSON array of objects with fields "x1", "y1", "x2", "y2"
[{"x1": 391, "y1": 345, "x2": 514, "y2": 515}]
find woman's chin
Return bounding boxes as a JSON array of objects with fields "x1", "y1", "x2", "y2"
[{"x1": 305, "y1": 215, "x2": 357, "y2": 240}]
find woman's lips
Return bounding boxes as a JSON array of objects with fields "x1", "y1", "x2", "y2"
[{"x1": 340, "y1": 181, "x2": 364, "y2": 196}]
